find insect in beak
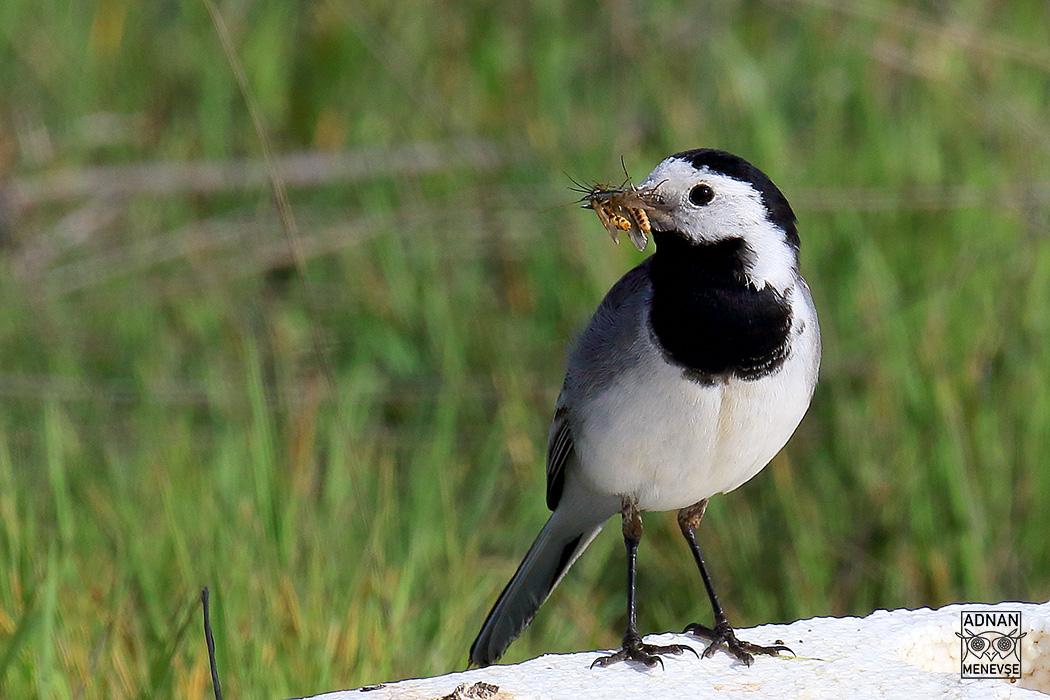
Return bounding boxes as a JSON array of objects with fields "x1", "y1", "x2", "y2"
[
  {"x1": 568, "y1": 158, "x2": 671, "y2": 251},
  {"x1": 573, "y1": 181, "x2": 667, "y2": 252}
]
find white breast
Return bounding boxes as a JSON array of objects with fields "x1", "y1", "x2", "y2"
[{"x1": 571, "y1": 282, "x2": 819, "y2": 512}]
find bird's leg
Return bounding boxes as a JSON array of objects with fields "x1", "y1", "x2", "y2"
[
  {"x1": 678, "y1": 499, "x2": 792, "y2": 665},
  {"x1": 592, "y1": 497, "x2": 697, "y2": 669}
]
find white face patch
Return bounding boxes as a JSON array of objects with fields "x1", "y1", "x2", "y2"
[{"x1": 640, "y1": 157, "x2": 798, "y2": 292}]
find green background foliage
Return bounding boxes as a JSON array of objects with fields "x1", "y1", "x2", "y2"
[{"x1": 1, "y1": 0, "x2": 1049, "y2": 697}]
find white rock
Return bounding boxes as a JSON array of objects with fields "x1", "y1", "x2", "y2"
[{"x1": 294, "y1": 601, "x2": 1050, "y2": 700}]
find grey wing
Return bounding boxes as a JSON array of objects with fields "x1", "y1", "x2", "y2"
[
  {"x1": 545, "y1": 405, "x2": 574, "y2": 511},
  {"x1": 543, "y1": 257, "x2": 654, "y2": 512},
  {"x1": 566, "y1": 256, "x2": 654, "y2": 395}
]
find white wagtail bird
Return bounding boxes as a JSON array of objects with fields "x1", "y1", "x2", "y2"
[{"x1": 469, "y1": 149, "x2": 820, "y2": 669}]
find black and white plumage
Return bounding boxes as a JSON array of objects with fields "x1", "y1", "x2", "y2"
[{"x1": 470, "y1": 149, "x2": 821, "y2": 669}]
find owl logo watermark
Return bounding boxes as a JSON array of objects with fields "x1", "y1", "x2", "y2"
[{"x1": 957, "y1": 610, "x2": 1025, "y2": 679}]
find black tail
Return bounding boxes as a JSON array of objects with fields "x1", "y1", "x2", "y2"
[{"x1": 469, "y1": 509, "x2": 605, "y2": 666}]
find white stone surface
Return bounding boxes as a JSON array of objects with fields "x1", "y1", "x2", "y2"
[{"x1": 295, "y1": 601, "x2": 1050, "y2": 700}]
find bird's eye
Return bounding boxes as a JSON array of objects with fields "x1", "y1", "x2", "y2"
[{"x1": 689, "y1": 184, "x2": 715, "y2": 206}]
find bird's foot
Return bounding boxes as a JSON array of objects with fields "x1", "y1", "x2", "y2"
[
  {"x1": 591, "y1": 631, "x2": 697, "y2": 669},
  {"x1": 683, "y1": 620, "x2": 793, "y2": 666}
]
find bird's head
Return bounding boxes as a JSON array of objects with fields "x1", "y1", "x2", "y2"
[{"x1": 638, "y1": 149, "x2": 800, "y2": 291}]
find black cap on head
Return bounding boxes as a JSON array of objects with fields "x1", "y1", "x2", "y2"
[{"x1": 672, "y1": 149, "x2": 799, "y2": 249}]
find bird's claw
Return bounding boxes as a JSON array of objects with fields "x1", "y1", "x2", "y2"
[
  {"x1": 683, "y1": 621, "x2": 793, "y2": 666},
  {"x1": 591, "y1": 632, "x2": 697, "y2": 669}
]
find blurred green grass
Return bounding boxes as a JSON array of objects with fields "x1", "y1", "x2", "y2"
[{"x1": 2, "y1": 0, "x2": 1050, "y2": 697}]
